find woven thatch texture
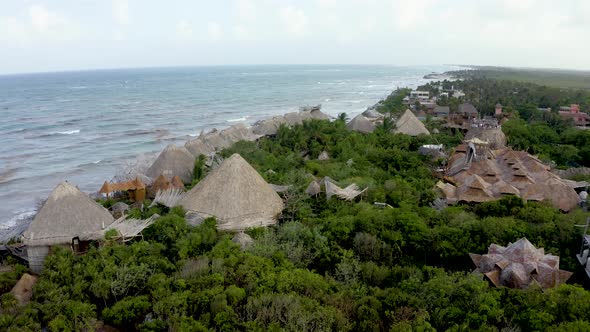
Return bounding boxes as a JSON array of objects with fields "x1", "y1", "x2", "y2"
[
  {"x1": 394, "y1": 110, "x2": 430, "y2": 136},
  {"x1": 10, "y1": 273, "x2": 38, "y2": 305},
  {"x1": 347, "y1": 114, "x2": 376, "y2": 134},
  {"x1": 23, "y1": 182, "x2": 114, "y2": 246},
  {"x1": 470, "y1": 238, "x2": 572, "y2": 289},
  {"x1": 465, "y1": 127, "x2": 507, "y2": 149},
  {"x1": 362, "y1": 109, "x2": 383, "y2": 119},
  {"x1": 442, "y1": 147, "x2": 580, "y2": 211},
  {"x1": 151, "y1": 188, "x2": 185, "y2": 208},
  {"x1": 178, "y1": 154, "x2": 284, "y2": 231},
  {"x1": 146, "y1": 144, "x2": 195, "y2": 183}
]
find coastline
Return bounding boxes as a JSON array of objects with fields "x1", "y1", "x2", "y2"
[{"x1": 0, "y1": 65, "x2": 452, "y2": 235}]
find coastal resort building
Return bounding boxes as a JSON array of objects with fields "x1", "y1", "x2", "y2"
[
  {"x1": 470, "y1": 238, "x2": 572, "y2": 289},
  {"x1": 346, "y1": 114, "x2": 376, "y2": 134},
  {"x1": 558, "y1": 104, "x2": 590, "y2": 128},
  {"x1": 446, "y1": 103, "x2": 479, "y2": 131},
  {"x1": 178, "y1": 154, "x2": 284, "y2": 231},
  {"x1": 432, "y1": 105, "x2": 450, "y2": 119},
  {"x1": 393, "y1": 109, "x2": 431, "y2": 136},
  {"x1": 22, "y1": 182, "x2": 115, "y2": 273},
  {"x1": 251, "y1": 106, "x2": 332, "y2": 136},
  {"x1": 438, "y1": 143, "x2": 580, "y2": 211},
  {"x1": 185, "y1": 123, "x2": 261, "y2": 157},
  {"x1": 146, "y1": 144, "x2": 195, "y2": 184},
  {"x1": 98, "y1": 177, "x2": 146, "y2": 202}
]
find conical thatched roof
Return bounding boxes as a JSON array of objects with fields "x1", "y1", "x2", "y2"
[
  {"x1": 347, "y1": 114, "x2": 376, "y2": 134},
  {"x1": 23, "y1": 182, "x2": 114, "y2": 246},
  {"x1": 394, "y1": 110, "x2": 430, "y2": 136},
  {"x1": 146, "y1": 144, "x2": 194, "y2": 183},
  {"x1": 178, "y1": 154, "x2": 284, "y2": 231}
]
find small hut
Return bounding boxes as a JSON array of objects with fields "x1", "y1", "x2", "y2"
[
  {"x1": 178, "y1": 154, "x2": 284, "y2": 231},
  {"x1": 470, "y1": 238, "x2": 572, "y2": 289},
  {"x1": 22, "y1": 182, "x2": 114, "y2": 273},
  {"x1": 146, "y1": 144, "x2": 195, "y2": 184},
  {"x1": 394, "y1": 110, "x2": 430, "y2": 136},
  {"x1": 98, "y1": 177, "x2": 146, "y2": 202},
  {"x1": 347, "y1": 114, "x2": 376, "y2": 134}
]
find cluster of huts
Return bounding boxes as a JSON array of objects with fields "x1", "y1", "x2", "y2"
[
  {"x1": 2, "y1": 104, "x2": 580, "y2": 291},
  {"x1": 435, "y1": 126, "x2": 585, "y2": 212}
]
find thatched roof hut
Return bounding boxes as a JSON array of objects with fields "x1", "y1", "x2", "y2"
[
  {"x1": 23, "y1": 182, "x2": 115, "y2": 273},
  {"x1": 146, "y1": 144, "x2": 194, "y2": 183},
  {"x1": 470, "y1": 238, "x2": 572, "y2": 289},
  {"x1": 394, "y1": 110, "x2": 430, "y2": 136},
  {"x1": 465, "y1": 127, "x2": 507, "y2": 150},
  {"x1": 362, "y1": 109, "x2": 382, "y2": 119},
  {"x1": 347, "y1": 114, "x2": 376, "y2": 134},
  {"x1": 178, "y1": 154, "x2": 284, "y2": 231},
  {"x1": 23, "y1": 182, "x2": 114, "y2": 246}
]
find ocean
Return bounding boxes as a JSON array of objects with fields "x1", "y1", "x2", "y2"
[{"x1": 0, "y1": 64, "x2": 453, "y2": 229}]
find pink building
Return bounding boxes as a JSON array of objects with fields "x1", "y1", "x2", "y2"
[{"x1": 559, "y1": 104, "x2": 590, "y2": 127}]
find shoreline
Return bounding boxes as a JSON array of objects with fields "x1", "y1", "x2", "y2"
[{"x1": 0, "y1": 66, "x2": 449, "y2": 234}]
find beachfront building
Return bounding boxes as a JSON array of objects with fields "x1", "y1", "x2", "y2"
[
  {"x1": 432, "y1": 105, "x2": 450, "y2": 119},
  {"x1": 99, "y1": 177, "x2": 146, "y2": 202},
  {"x1": 394, "y1": 109, "x2": 430, "y2": 136},
  {"x1": 446, "y1": 103, "x2": 479, "y2": 130},
  {"x1": 410, "y1": 90, "x2": 430, "y2": 101},
  {"x1": 346, "y1": 114, "x2": 376, "y2": 134},
  {"x1": 22, "y1": 182, "x2": 114, "y2": 273},
  {"x1": 558, "y1": 104, "x2": 590, "y2": 127},
  {"x1": 178, "y1": 154, "x2": 284, "y2": 231},
  {"x1": 146, "y1": 144, "x2": 195, "y2": 184}
]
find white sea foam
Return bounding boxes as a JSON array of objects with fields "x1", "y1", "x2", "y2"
[
  {"x1": 1, "y1": 209, "x2": 36, "y2": 228},
  {"x1": 56, "y1": 129, "x2": 80, "y2": 135},
  {"x1": 227, "y1": 116, "x2": 247, "y2": 122}
]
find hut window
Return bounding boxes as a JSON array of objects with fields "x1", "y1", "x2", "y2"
[{"x1": 72, "y1": 237, "x2": 80, "y2": 253}]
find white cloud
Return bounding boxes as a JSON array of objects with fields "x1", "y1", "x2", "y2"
[
  {"x1": 207, "y1": 22, "x2": 223, "y2": 41},
  {"x1": 29, "y1": 4, "x2": 67, "y2": 32},
  {"x1": 175, "y1": 19, "x2": 194, "y2": 41},
  {"x1": 0, "y1": 16, "x2": 28, "y2": 43},
  {"x1": 233, "y1": 24, "x2": 252, "y2": 41},
  {"x1": 112, "y1": 0, "x2": 130, "y2": 25},
  {"x1": 235, "y1": 0, "x2": 257, "y2": 22},
  {"x1": 279, "y1": 6, "x2": 309, "y2": 38},
  {"x1": 392, "y1": 0, "x2": 436, "y2": 30}
]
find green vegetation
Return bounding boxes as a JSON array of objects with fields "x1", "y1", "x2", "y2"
[
  {"x1": 451, "y1": 67, "x2": 590, "y2": 90},
  {"x1": 1, "y1": 117, "x2": 589, "y2": 331}
]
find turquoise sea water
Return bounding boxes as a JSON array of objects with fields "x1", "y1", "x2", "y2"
[{"x1": 0, "y1": 65, "x2": 452, "y2": 227}]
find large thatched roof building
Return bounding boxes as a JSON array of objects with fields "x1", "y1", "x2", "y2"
[
  {"x1": 146, "y1": 144, "x2": 195, "y2": 184},
  {"x1": 470, "y1": 238, "x2": 572, "y2": 289},
  {"x1": 178, "y1": 154, "x2": 284, "y2": 231},
  {"x1": 346, "y1": 114, "x2": 376, "y2": 134},
  {"x1": 251, "y1": 108, "x2": 332, "y2": 136},
  {"x1": 439, "y1": 144, "x2": 580, "y2": 211},
  {"x1": 393, "y1": 110, "x2": 430, "y2": 136},
  {"x1": 23, "y1": 182, "x2": 114, "y2": 273}
]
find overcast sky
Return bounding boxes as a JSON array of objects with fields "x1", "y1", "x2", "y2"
[{"x1": 1, "y1": 0, "x2": 589, "y2": 74}]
